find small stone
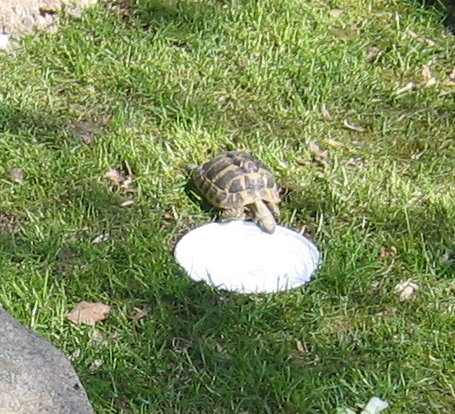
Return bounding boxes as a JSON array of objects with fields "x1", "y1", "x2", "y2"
[
  {"x1": 330, "y1": 9, "x2": 345, "y2": 18},
  {"x1": 0, "y1": 34, "x2": 9, "y2": 49},
  {"x1": 10, "y1": 167, "x2": 24, "y2": 183},
  {"x1": 21, "y1": 16, "x2": 35, "y2": 30}
]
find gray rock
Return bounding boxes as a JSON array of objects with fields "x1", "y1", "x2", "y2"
[{"x1": 0, "y1": 307, "x2": 94, "y2": 414}]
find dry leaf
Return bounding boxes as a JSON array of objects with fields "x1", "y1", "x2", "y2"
[
  {"x1": 66, "y1": 301, "x2": 111, "y2": 325},
  {"x1": 105, "y1": 169, "x2": 125, "y2": 185},
  {"x1": 296, "y1": 339, "x2": 308, "y2": 356},
  {"x1": 296, "y1": 158, "x2": 312, "y2": 167},
  {"x1": 58, "y1": 248, "x2": 79, "y2": 262},
  {"x1": 124, "y1": 160, "x2": 133, "y2": 176},
  {"x1": 407, "y1": 30, "x2": 436, "y2": 46},
  {"x1": 215, "y1": 342, "x2": 228, "y2": 354},
  {"x1": 411, "y1": 151, "x2": 426, "y2": 160},
  {"x1": 104, "y1": 161, "x2": 135, "y2": 191},
  {"x1": 330, "y1": 9, "x2": 344, "y2": 17},
  {"x1": 161, "y1": 213, "x2": 175, "y2": 229},
  {"x1": 421, "y1": 65, "x2": 438, "y2": 87},
  {"x1": 309, "y1": 140, "x2": 324, "y2": 155},
  {"x1": 10, "y1": 167, "x2": 24, "y2": 183},
  {"x1": 162, "y1": 212, "x2": 175, "y2": 221},
  {"x1": 324, "y1": 138, "x2": 344, "y2": 148},
  {"x1": 393, "y1": 82, "x2": 414, "y2": 95},
  {"x1": 105, "y1": 169, "x2": 131, "y2": 188},
  {"x1": 0, "y1": 213, "x2": 19, "y2": 233},
  {"x1": 114, "y1": 397, "x2": 133, "y2": 413},
  {"x1": 366, "y1": 46, "x2": 382, "y2": 61},
  {"x1": 171, "y1": 337, "x2": 191, "y2": 355},
  {"x1": 321, "y1": 104, "x2": 333, "y2": 120},
  {"x1": 380, "y1": 246, "x2": 397, "y2": 258},
  {"x1": 343, "y1": 120, "x2": 366, "y2": 132},
  {"x1": 109, "y1": 0, "x2": 135, "y2": 19},
  {"x1": 69, "y1": 120, "x2": 100, "y2": 144},
  {"x1": 421, "y1": 65, "x2": 433, "y2": 81},
  {"x1": 424, "y1": 77, "x2": 438, "y2": 88},
  {"x1": 88, "y1": 329, "x2": 109, "y2": 347},
  {"x1": 441, "y1": 249, "x2": 454, "y2": 262},
  {"x1": 68, "y1": 348, "x2": 81, "y2": 362},
  {"x1": 278, "y1": 183, "x2": 294, "y2": 200},
  {"x1": 131, "y1": 307, "x2": 148, "y2": 321},
  {"x1": 89, "y1": 359, "x2": 104, "y2": 372},
  {"x1": 92, "y1": 233, "x2": 109, "y2": 243},
  {"x1": 444, "y1": 68, "x2": 455, "y2": 86},
  {"x1": 120, "y1": 199, "x2": 135, "y2": 207},
  {"x1": 347, "y1": 157, "x2": 364, "y2": 168},
  {"x1": 308, "y1": 140, "x2": 329, "y2": 165},
  {"x1": 338, "y1": 407, "x2": 357, "y2": 414},
  {"x1": 361, "y1": 397, "x2": 389, "y2": 413},
  {"x1": 163, "y1": 206, "x2": 179, "y2": 222},
  {"x1": 394, "y1": 279, "x2": 419, "y2": 301},
  {"x1": 449, "y1": 67, "x2": 455, "y2": 82}
]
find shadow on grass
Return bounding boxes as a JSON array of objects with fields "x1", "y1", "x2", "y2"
[
  {"x1": 78, "y1": 206, "x2": 455, "y2": 411},
  {"x1": 0, "y1": 102, "x2": 109, "y2": 150},
  {"x1": 1, "y1": 160, "x2": 455, "y2": 411},
  {"x1": 125, "y1": 0, "x2": 455, "y2": 35},
  {"x1": 0, "y1": 104, "x2": 68, "y2": 147},
  {"x1": 412, "y1": 0, "x2": 455, "y2": 32},
  {"x1": 1, "y1": 2, "x2": 455, "y2": 411}
]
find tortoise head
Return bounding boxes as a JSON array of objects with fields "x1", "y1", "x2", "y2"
[
  {"x1": 257, "y1": 215, "x2": 277, "y2": 234},
  {"x1": 185, "y1": 163, "x2": 198, "y2": 175},
  {"x1": 249, "y1": 200, "x2": 277, "y2": 234}
]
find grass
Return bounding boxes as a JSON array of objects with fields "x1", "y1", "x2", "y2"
[{"x1": 1, "y1": 0, "x2": 455, "y2": 412}]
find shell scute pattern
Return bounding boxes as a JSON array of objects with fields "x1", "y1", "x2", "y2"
[{"x1": 191, "y1": 150, "x2": 281, "y2": 233}]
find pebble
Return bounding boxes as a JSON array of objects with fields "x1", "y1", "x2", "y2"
[{"x1": 0, "y1": 34, "x2": 9, "y2": 49}]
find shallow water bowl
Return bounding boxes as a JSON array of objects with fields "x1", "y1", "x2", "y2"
[{"x1": 174, "y1": 221, "x2": 321, "y2": 294}]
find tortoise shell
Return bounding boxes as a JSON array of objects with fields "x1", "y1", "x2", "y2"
[
  {"x1": 192, "y1": 150, "x2": 280, "y2": 208},
  {"x1": 191, "y1": 150, "x2": 280, "y2": 233}
]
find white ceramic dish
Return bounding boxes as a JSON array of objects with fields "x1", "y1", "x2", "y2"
[{"x1": 174, "y1": 221, "x2": 320, "y2": 294}]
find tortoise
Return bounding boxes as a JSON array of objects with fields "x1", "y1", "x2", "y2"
[{"x1": 190, "y1": 150, "x2": 281, "y2": 233}]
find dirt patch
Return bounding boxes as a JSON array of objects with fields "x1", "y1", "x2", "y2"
[{"x1": 0, "y1": 0, "x2": 98, "y2": 41}]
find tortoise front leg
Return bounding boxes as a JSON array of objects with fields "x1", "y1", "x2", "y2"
[{"x1": 221, "y1": 207, "x2": 246, "y2": 221}]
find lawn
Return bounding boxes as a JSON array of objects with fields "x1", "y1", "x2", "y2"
[{"x1": 1, "y1": 0, "x2": 455, "y2": 412}]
